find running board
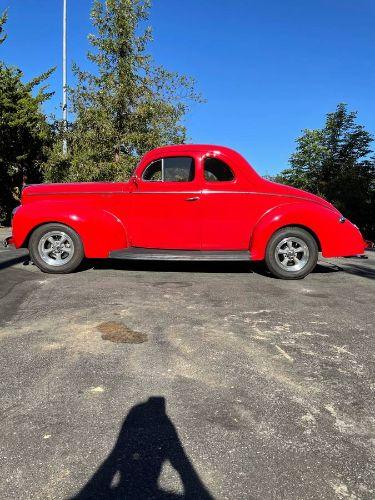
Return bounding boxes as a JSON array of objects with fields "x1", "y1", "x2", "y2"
[{"x1": 109, "y1": 248, "x2": 251, "y2": 261}]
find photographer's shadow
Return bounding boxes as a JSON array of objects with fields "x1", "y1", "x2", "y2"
[{"x1": 73, "y1": 397, "x2": 213, "y2": 499}]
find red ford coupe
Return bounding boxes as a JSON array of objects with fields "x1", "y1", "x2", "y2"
[{"x1": 6, "y1": 145, "x2": 365, "y2": 279}]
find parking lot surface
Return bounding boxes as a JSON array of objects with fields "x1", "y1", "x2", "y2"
[{"x1": 0, "y1": 227, "x2": 374, "y2": 499}]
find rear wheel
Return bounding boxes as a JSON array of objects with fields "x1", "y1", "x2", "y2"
[
  {"x1": 265, "y1": 227, "x2": 318, "y2": 279},
  {"x1": 29, "y1": 223, "x2": 84, "y2": 274}
]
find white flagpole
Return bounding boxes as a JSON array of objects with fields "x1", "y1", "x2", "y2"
[{"x1": 62, "y1": 0, "x2": 67, "y2": 155}]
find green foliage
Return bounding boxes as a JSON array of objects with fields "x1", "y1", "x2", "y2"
[
  {"x1": 274, "y1": 104, "x2": 375, "y2": 239},
  {"x1": 45, "y1": 0, "x2": 203, "y2": 182},
  {"x1": 0, "y1": 9, "x2": 7, "y2": 45},
  {"x1": 0, "y1": 12, "x2": 55, "y2": 224}
]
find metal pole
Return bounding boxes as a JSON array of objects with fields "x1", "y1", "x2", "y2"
[{"x1": 62, "y1": 0, "x2": 67, "y2": 155}]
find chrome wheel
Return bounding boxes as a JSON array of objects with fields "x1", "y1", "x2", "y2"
[
  {"x1": 274, "y1": 236, "x2": 309, "y2": 272},
  {"x1": 37, "y1": 231, "x2": 75, "y2": 267}
]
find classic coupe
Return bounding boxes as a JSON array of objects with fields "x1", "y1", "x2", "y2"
[{"x1": 5, "y1": 145, "x2": 365, "y2": 279}]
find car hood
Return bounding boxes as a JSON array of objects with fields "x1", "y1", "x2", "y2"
[{"x1": 262, "y1": 179, "x2": 339, "y2": 213}]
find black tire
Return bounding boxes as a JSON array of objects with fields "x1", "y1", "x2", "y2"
[
  {"x1": 265, "y1": 226, "x2": 318, "y2": 280},
  {"x1": 29, "y1": 223, "x2": 84, "y2": 274}
]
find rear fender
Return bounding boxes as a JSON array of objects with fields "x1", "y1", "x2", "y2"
[
  {"x1": 250, "y1": 202, "x2": 365, "y2": 260},
  {"x1": 13, "y1": 202, "x2": 128, "y2": 258}
]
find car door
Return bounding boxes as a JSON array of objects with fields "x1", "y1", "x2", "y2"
[
  {"x1": 128, "y1": 155, "x2": 201, "y2": 249},
  {"x1": 200, "y1": 154, "x2": 254, "y2": 250}
]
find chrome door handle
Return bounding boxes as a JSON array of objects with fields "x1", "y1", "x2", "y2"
[{"x1": 185, "y1": 196, "x2": 200, "y2": 202}]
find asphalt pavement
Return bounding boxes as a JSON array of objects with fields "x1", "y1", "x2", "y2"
[{"x1": 0, "y1": 227, "x2": 374, "y2": 499}]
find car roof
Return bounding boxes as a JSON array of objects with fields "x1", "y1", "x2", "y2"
[{"x1": 145, "y1": 144, "x2": 239, "y2": 156}]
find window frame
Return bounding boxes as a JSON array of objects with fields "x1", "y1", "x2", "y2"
[
  {"x1": 203, "y1": 156, "x2": 236, "y2": 183},
  {"x1": 142, "y1": 156, "x2": 195, "y2": 183}
]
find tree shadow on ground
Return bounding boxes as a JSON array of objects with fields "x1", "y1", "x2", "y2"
[
  {"x1": 331, "y1": 263, "x2": 375, "y2": 279},
  {"x1": 72, "y1": 397, "x2": 214, "y2": 500},
  {"x1": 313, "y1": 259, "x2": 375, "y2": 280}
]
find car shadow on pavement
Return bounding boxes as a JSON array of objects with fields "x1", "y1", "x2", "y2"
[
  {"x1": 86, "y1": 259, "x2": 336, "y2": 278},
  {"x1": 0, "y1": 253, "x2": 29, "y2": 271},
  {"x1": 71, "y1": 396, "x2": 214, "y2": 500},
  {"x1": 84, "y1": 257, "x2": 374, "y2": 279},
  {"x1": 86, "y1": 259, "x2": 271, "y2": 276}
]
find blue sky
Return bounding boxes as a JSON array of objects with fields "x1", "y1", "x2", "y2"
[{"x1": 1, "y1": 0, "x2": 374, "y2": 175}]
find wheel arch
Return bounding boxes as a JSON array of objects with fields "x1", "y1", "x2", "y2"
[
  {"x1": 13, "y1": 203, "x2": 129, "y2": 258},
  {"x1": 249, "y1": 202, "x2": 335, "y2": 260}
]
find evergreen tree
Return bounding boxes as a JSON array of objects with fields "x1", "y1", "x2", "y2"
[
  {"x1": 0, "y1": 11, "x2": 54, "y2": 224},
  {"x1": 45, "y1": 0, "x2": 202, "y2": 182},
  {"x1": 274, "y1": 104, "x2": 375, "y2": 239}
]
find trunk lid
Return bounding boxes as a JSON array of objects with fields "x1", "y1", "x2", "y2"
[{"x1": 21, "y1": 182, "x2": 130, "y2": 203}]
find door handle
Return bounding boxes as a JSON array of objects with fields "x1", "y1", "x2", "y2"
[{"x1": 185, "y1": 196, "x2": 200, "y2": 202}]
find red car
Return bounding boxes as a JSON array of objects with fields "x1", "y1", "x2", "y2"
[{"x1": 7, "y1": 144, "x2": 365, "y2": 279}]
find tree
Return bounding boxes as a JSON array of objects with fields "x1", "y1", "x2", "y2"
[
  {"x1": 274, "y1": 104, "x2": 375, "y2": 239},
  {"x1": 0, "y1": 9, "x2": 7, "y2": 44},
  {"x1": 0, "y1": 11, "x2": 54, "y2": 225},
  {"x1": 44, "y1": 0, "x2": 202, "y2": 183}
]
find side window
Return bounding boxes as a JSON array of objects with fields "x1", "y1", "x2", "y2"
[
  {"x1": 143, "y1": 159, "x2": 162, "y2": 181},
  {"x1": 142, "y1": 157, "x2": 194, "y2": 182},
  {"x1": 204, "y1": 157, "x2": 234, "y2": 182},
  {"x1": 164, "y1": 157, "x2": 194, "y2": 182}
]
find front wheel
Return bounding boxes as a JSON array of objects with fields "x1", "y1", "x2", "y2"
[
  {"x1": 265, "y1": 227, "x2": 318, "y2": 279},
  {"x1": 29, "y1": 223, "x2": 84, "y2": 274}
]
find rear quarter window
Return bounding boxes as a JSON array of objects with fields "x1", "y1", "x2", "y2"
[{"x1": 204, "y1": 157, "x2": 234, "y2": 182}]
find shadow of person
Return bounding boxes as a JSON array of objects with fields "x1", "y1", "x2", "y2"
[{"x1": 72, "y1": 397, "x2": 214, "y2": 500}]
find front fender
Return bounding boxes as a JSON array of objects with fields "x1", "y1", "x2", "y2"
[
  {"x1": 250, "y1": 202, "x2": 365, "y2": 260},
  {"x1": 12, "y1": 201, "x2": 128, "y2": 258}
]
